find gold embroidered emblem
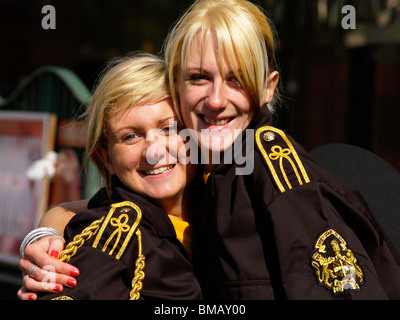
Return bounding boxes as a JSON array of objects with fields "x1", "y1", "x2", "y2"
[
  {"x1": 92, "y1": 201, "x2": 142, "y2": 260},
  {"x1": 256, "y1": 126, "x2": 310, "y2": 192},
  {"x1": 51, "y1": 295, "x2": 74, "y2": 300},
  {"x1": 311, "y1": 229, "x2": 364, "y2": 295}
]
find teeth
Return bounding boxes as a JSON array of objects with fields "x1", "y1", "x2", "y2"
[
  {"x1": 144, "y1": 165, "x2": 174, "y2": 175},
  {"x1": 204, "y1": 116, "x2": 230, "y2": 126}
]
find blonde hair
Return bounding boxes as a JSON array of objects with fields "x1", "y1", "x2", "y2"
[
  {"x1": 164, "y1": 0, "x2": 279, "y2": 122},
  {"x1": 84, "y1": 52, "x2": 170, "y2": 191}
]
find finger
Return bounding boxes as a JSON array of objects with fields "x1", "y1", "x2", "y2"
[
  {"x1": 19, "y1": 257, "x2": 37, "y2": 276},
  {"x1": 17, "y1": 285, "x2": 37, "y2": 300},
  {"x1": 23, "y1": 274, "x2": 64, "y2": 294},
  {"x1": 47, "y1": 236, "x2": 80, "y2": 278},
  {"x1": 23, "y1": 241, "x2": 52, "y2": 267},
  {"x1": 48, "y1": 236, "x2": 65, "y2": 258},
  {"x1": 24, "y1": 241, "x2": 79, "y2": 278},
  {"x1": 18, "y1": 258, "x2": 28, "y2": 275},
  {"x1": 20, "y1": 259, "x2": 76, "y2": 289}
]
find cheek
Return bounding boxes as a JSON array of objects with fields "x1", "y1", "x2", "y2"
[
  {"x1": 109, "y1": 146, "x2": 140, "y2": 174},
  {"x1": 181, "y1": 110, "x2": 195, "y2": 129},
  {"x1": 235, "y1": 95, "x2": 254, "y2": 122},
  {"x1": 179, "y1": 84, "x2": 201, "y2": 111},
  {"x1": 232, "y1": 90, "x2": 252, "y2": 112},
  {"x1": 179, "y1": 99, "x2": 196, "y2": 129}
]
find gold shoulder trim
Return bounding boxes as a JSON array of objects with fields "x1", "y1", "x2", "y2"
[
  {"x1": 58, "y1": 201, "x2": 145, "y2": 300},
  {"x1": 92, "y1": 201, "x2": 142, "y2": 260},
  {"x1": 255, "y1": 126, "x2": 310, "y2": 192}
]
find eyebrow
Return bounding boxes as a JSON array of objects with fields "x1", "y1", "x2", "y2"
[
  {"x1": 157, "y1": 116, "x2": 175, "y2": 126},
  {"x1": 114, "y1": 125, "x2": 140, "y2": 135},
  {"x1": 185, "y1": 66, "x2": 243, "y2": 78},
  {"x1": 114, "y1": 116, "x2": 174, "y2": 134},
  {"x1": 184, "y1": 67, "x2": 205, "y2": 74}
]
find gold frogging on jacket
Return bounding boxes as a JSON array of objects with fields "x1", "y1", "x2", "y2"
[
  {"x1": 255, "y1": 126, "x2": 310, "y2": 192},
  {"x1": 93, "y1": 202, "x2": 146, "y2": 299},
  {"x1": 311, "y1": 229, "x2": 364, "y2": 295},
  {"x1": 57, "y1": 201, "x2": 145, "y2": 300},
  {"x1": 93, "y1": 201, "x2": 141, "y2": 260}
]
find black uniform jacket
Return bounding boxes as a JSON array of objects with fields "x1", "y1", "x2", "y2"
[
  {"x1": 39, "y1": 176, "x2": 202, "y2": 300},
  {"x1": 194, "y1": 105, "x2": 400, "y2": 300}
]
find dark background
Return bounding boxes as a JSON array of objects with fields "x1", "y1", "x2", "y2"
[{"x1": 0, "y1": 0, "x2": 399, "y2": 170}]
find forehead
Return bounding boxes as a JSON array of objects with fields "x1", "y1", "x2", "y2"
[
  {"x1": 183, "y1": 32, "x2": 240, "y2": 73},
  {"x1": 108, "y1": 99, "x2": 175, "y2": 126}
]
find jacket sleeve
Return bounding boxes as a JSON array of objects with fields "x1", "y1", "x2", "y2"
[
  {"x1": 38, "y1": 201, "x2": 144, "y2": 300},
  {"x1": 267, "y1": 181, "x2": 400, "y2": 299},
  {"x1": 255, "y1": 125, "x2": 400, "y2": 299}
]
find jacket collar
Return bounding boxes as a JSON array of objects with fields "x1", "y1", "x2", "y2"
[
  {"x1": 109, "y1": 175, "x2": 177, "y2": 238},
  {"x1": 252, "y1": 104, "x2": 273, "y2": 129}
]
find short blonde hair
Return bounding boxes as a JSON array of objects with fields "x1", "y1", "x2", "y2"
[
  {"x1": 84, "y1": 52, "x2": 170, "y2": 191},
  {"x1": 164, "y1": 0, "x2": 279, "y2": 122}
]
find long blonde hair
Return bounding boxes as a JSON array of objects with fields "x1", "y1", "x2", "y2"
[
  {"x1": 164, "y1": 0, "x2": 279, "y2": 122},
  {"x1": 84, "y1": 52, "x2": 170, "y2": 191}
]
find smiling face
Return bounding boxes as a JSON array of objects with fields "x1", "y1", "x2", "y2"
[
  {"x1": 176, "y1": 34, "x2": 254, "y2": 154},
  {"x1": 98, "y1": 99, "x2": 197, "y2": 214},
  {"x1": 165, "y1": 0, "x2": 281, "y2": 164}
]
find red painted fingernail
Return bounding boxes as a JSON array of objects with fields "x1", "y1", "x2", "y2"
[
  {"x1": 50, "y1": 250, "x2": 59, "y2": 258},
  {"x1": 53, "y1": 284, "x2": 62, "y2": 292},
  {"x1": 70, "y1": 269, "x2": 79, "y2": 277},
  {"x1": 66, "y1": 278, "x2": 76, "y2": 287},
  {"x1": 28, "y1": 294, "x2": 36, "y2": 300}
]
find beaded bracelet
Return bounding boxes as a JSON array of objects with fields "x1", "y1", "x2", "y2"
[{"x1": 19, "y1": 227, "x2": 62, "y2": 259}]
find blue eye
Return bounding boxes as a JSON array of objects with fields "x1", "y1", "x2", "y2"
[
  {"x1": 122, "y1": 133, "x2": 138, "y2": 142},
  {"x1": 163, "y1": 125, "x2": 178, "y2": 135}
]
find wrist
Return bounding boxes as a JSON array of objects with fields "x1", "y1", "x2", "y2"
[{"x1": 19, "y1": 227, "x2": 62, "y2": 259}]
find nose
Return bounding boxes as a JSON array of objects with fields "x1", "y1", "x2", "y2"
[
  {"x1": 206, "y1": 80, "x2": 226, "y2": 111},
  {"x1": 144, "y1": 130, "x2": 167, "y2": 165}
]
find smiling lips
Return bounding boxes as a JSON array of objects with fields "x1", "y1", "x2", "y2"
[
  {"x1": 141, "y1": 115, "x2": 232, "y2": 176},
  {"x1": 143, "y1": 164, "x2": 175, "y2": 176},
  {"x1": 203, "y1": 115, "x2": 231, "y2": 126}
]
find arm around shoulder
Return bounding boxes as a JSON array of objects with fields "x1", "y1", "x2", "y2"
[{"x1": 39, "y1": 199, "x2": 89, "y2": 235}]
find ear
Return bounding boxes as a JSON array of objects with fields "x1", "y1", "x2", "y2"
[
  {"x1": 263, "y1": 71, "x2": 279, "y2": 104},
  {"x1": 96, "y1": 147, "x2": 115, "y2": 175}
]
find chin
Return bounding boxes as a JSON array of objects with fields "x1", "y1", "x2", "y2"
[{"x1": 199, "y1": 134, "x2": 235, "y2": 154}]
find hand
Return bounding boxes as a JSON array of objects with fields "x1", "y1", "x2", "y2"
[{"x1": 17, "y1": 235, "x2": 79, "y2": 300}]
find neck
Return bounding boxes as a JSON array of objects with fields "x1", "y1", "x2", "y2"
[
  {"x1": 159, "y1": 198, "x2": 186, "y2": 221},
  {"x1": 157, "y1": 186, "x2": 194, "y2": 222},
  {"x1": 201, "y1": 147, "x2": 219, "y2": 173},
  {"x1": 155, "y1": 169, "x2": 202, "y2": 222}
]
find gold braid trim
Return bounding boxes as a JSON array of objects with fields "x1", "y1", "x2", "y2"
[
  {"x1": 56, "y1": 212, "x2": 146, "y2": 300},
  {"x1": 58, "y1": 217, "x2": 104, "y2": 263},
  {"x1": 255, "y1": 126, "x2": 310, "y2": 192},
  {"x1": 129, "y1": 229, "x2": 145, "y2": 300}
]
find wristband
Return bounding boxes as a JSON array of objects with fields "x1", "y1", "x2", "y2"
[{"x1": 19, "y1": 227, "x2": 62, "y2": 259}]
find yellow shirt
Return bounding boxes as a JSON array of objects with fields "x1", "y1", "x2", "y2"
[
  {"x1": 168, "y1": 215, "x2": 192, "y2": 258},
  {"x1": 203, "y1": 172, "x2": 211, "y2": 184},
  {"x1": 168, "y1": 170, "x2": 210, "y2": 257}
]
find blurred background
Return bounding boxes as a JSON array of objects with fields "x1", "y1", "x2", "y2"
[{"x1": 0, "y1": 0, "x2": 399, "y2": 299}]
